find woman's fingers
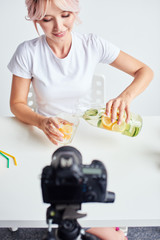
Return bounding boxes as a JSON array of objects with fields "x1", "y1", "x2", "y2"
[
  {"x1": 57, "y1": 117, "x2": 73, "y2": 125},
  {"x1": 106, "y1": 100, "x2": 113, "y2": 117},
  {"x1": 117, "y1": 103, "x2": 125, "y2": 125},
  {"x1": 47, "y1": 118, "x2": 64, "y2": 137},
  {"x1": 48, "y1": 117, "x2": 60, "y2": 129},
  {"x1": 47, "y1": 123, "x2": 64, "y2": 137},
  {"x1": 45, "y1": 126, "x2": 63, "y2": 141},
  {"x1": 125, "y1": 105, "x2": 130, "y2": 123},
  {"x1": 45, "y1": 129, "x2": 64, "y2": 145},
  {"x1": 40, "y1": 117, "x2": 66, "y2": 145},
  {"x1": 41, "y1": 117, "x2": 65, "y2": 145},
  {"x1": 46, "y1": 133, "x2": 59, "y2": 145},
  {"x1": 106, "y1": 98, "x2": 130, "y2": 124},
  {"x1": 111, "y1": 101, "x2": 119, "y2": 123}
]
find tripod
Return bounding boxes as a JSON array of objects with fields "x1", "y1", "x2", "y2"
[{"x1": 42, "y1": 204, "x2": 101, "y2": 240}]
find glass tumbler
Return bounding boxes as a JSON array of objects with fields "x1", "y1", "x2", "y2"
[{"x1": 55, "y1": 112, "x2": 79, "y2": 145}]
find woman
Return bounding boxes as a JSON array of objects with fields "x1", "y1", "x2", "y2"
[
  {"x1": 8, "y1": 0, "x2": 153, "y2": 146},
  {"x1": 8, "y1": 0, "x2": 153, "y2": 238}
]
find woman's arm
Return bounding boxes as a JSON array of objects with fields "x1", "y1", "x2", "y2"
[
  {"x1": 106, "y1": 50, "x2": 154, "y2": 124},
  {"x1": 10, "y1": 75, "x2": 64, "y2": 145},
  {"x1": 10, "y1": 75, "x2": 44, "y2": 127}
]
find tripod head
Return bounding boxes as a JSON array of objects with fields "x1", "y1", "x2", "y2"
[{"x1": 42, "y1": 204, "x2": 101, "y2": 240}]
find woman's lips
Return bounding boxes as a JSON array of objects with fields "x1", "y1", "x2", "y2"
[{"x1": 53, "y1": 31, "x2": 66, "y2": 38}]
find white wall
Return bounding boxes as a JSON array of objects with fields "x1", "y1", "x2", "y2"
[{"x1": 1, "y1": 0, "x2": 160, "y2": 116}]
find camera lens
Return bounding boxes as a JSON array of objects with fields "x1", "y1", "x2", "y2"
[{"x1": 52, "y1": 146, "x2": 82, "y2": 167}]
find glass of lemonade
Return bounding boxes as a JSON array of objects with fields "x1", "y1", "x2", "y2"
[{"x1": 55, "y1": 112, "x2": 79, "y2": 145}]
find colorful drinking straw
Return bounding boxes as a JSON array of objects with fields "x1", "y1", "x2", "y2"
[
  {"x1": 0, "y1": 150, "x2": 17, "y2": 166},
  {"x1": 0, "y1": 152, "x2": 9, "y2": 168}
]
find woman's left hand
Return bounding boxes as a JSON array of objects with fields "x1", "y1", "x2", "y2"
[{"x1": 105, "y1": 96, "x2": 131, "y2": 125}]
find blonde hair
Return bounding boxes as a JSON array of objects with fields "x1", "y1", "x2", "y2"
[{"x1": 25, "y1": 0, "x2": 80, "y2": 21}]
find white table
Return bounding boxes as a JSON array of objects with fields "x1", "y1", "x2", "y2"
[{"x1": 0, "y1": 116, "x2": 160, "y2": 229}]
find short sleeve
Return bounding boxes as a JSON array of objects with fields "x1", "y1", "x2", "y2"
[
  {"x1": 91, "y1": 34, "x2": 120, "y2": 64},
  {"x1": 7, "y1": 42, "x2": 32, "y2": 79}
]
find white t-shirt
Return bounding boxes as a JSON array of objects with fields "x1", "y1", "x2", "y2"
[{"x1": 8, "y1": 32, "x2": 120, "y2": 116}]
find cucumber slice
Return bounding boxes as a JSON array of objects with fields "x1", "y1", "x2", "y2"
[
  {"x1": 84, "y1": 109, "x2": 98, "y2": 117},
  {"x1": 132, "y1": 127, "x2": 140, "y2": 137},
  {"x1": 83, "y1": 117, "x2": 91, "y2": 120},
  {"x1": 97, "y1": 119, "x2": 102, "y2": 128},
  {"x1": 125, "y1": 123, "x2": 130, "y2": 131}
]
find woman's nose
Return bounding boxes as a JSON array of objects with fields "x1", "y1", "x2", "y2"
[{"x1": 53, "y1": 18, "x2": 62, "y2": 31}]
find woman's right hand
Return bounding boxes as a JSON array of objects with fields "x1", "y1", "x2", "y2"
[{"x1": 39, "y1": 117, "x2": 65, "y2": 145}]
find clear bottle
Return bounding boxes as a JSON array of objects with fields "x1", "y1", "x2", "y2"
[{"x1": 82, "y1": 106, "x2": 143, "y2": 137}]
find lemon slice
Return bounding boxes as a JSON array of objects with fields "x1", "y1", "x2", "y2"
[
  {"x1": 101, "y1": 114, "x2": 115, "y2": 130},
  {"x1": 59, "y1": 124, "x2": 73, "y2": 140},
  {"x1": 112, "y1": 122, "x2": 126, "y2": 132}
]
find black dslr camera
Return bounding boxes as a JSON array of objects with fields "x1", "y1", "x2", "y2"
[
  {"x1": 41, "y1": 146, "x2": 114, "y2": 204},
  {"x1": 41, "y1": 146, "x2": 115, "y2": 240}
]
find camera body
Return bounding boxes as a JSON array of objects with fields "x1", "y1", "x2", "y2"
[{"x1": 41, "y1": 146, "x2": 108, "y2": 205}]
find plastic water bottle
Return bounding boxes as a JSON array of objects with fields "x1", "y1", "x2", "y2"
[{"x1": 82, "y1": 106, "x2": 143, "y2": 137}]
